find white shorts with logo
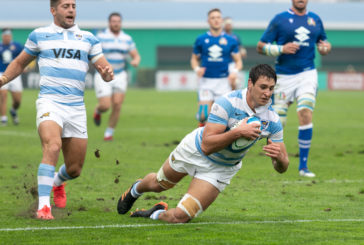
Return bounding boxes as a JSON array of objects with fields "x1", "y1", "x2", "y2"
[
  {"x1": 169, "y1": 128, "x2": 242, "y2": 192},
  {"x1": 0, "y1": 72, "x2": 23, "y2": 92},
  {"x1": 198, "y1": 77, "x2": 232, "y2": 102},
  {"x1": 36, "y1": 98, "x2": 88, "y2": 139},
  {"x1": 274, "y1": 69, "x2": 318, "y2": 104},
  {"x1": 94, "y1": 71, "x2": 127, "y2": 98}
]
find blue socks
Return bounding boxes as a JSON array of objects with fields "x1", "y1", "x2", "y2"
[{"x1": 298, "y1": 124, "x2": 313, "y2": 170}]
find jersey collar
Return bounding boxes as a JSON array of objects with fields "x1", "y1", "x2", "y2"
[
  {"x1": 288, "y1": 8, "x2": 308, "y2": 16},
  {"x1": 51, "y1": 22, "x2": 80, "y2": 33}
]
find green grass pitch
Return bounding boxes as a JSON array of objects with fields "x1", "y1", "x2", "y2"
[{"x1": 0, "y1": 89, "x2": 363, "y2": 244}]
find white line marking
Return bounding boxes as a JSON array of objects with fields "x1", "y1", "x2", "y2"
[
  {"x1": 0, "y1": 130, "x2": 36, "y2": 138},
  {"x1": 1, "y1": 219, "x2": 364, "y2": 232},
  {"x1": 281, "y1": 179, "x2": 364, "y2": 184}
]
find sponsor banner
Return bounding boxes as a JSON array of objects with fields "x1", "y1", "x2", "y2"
[
  {"x1": 328, "y1": 72, "x2": 364, "y2": 90},
  {"x1": 156, "y1": 70, "x2": 246, "y2": 91}
]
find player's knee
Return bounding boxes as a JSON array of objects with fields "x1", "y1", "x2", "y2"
[
  {"x1": 297, "y1": 93, "x2": 315, "y2": 112},
  {"x1": 196, "y1": 104, "x2": 209, "y2": 123},
  {"x1": 45, "y1": 141, "x2": 62, "y2": 155},
  {"x1": 156, "y1": 167, "x2": 176, "y2": 191},
  {"x1": 176, "y1": 193, "x2": 203, "y2": 222},
  {"x1": 272, "y1": 103, "x2": 288, "y2": 127}
]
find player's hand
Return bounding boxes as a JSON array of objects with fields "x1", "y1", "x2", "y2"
[
  {"x1": 263, "y1": 139, "x2": 281, "y2": 158},
  {"x1": 195, "y1": 67, "x2": 206, "y2": 78},
  {"x1": 130, "y1": 59, "x2": 139, "y2": 67},
  {"x1": 237, "y1": 118, "x2": 261, "y2": 140},
  {"x1": 317, "y1": 40, "x2": 331, "y2": 55},
  {"x1": 98, "y1": 65, "x2": 114, "y2": 82},
  {"x1": 0, "y1": 75, "x2": 8, "y2": 88},
  {"x1": 282, "y1": 42, "x2": 300, "y2": 54}
]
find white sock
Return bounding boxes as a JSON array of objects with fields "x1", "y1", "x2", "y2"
[{"x1": 104, "y1": 127, "x2": 114, "y2": 137}]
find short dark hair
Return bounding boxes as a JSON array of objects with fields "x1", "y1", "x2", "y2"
[
  {"x1": 249, "y1": 64, "x2": 277, "y2": 85},
  {"x1": 2, "y1": 28, "x2": 11, "y2": 33},
  {"x1": 50, "y1": 0, "x2": 60, "y2": 8},
  {"x1": 208, "y1": 8, "x2": 221, "y2": 16},
  {"x1": 108, "y1": 12, "x2": 122, "y2": 22}
]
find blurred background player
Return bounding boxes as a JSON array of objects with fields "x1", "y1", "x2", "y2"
[
  {"x1": 117, "y1": 64, "x2": 289, "y2": 223},
  {"x1": 93, "y1": 12, "x2": 141, "y2": 141},
  {"x1": 0, "y1": 28, "x2": 23, "y2": 126},
  {"x1": 0, "y1": 0, "x2": 114, "y2": 219},
  {"x1": 223, "y1": 17, "x2": 247, "y2": 90},
  {"x1": 257, "y1": 0, "x2": 331, "y2": 177},
  {"x1": 191, "y1": 8, "x2": 242, "y2": 127}
]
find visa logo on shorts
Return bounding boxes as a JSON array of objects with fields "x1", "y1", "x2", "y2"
[{"x1": 52, "y1": 48, "x2": 81, "y2": 60}]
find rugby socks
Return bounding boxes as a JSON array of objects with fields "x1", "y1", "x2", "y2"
[
  {"x1": 37, "y1": 163, "x2": 55, "y2": 210},
  {"x1": 150, "y1": 209, "x2": 166, "y2": 220},
  {"x1": 104, "y1": 127, "x2": 114, "y2": 137},
  {"x1": 131, "y1": 181, "x2": 142, "y2": 198},
  {"x1": 1, "y1": 115, "x2": 7, "y2": 124},
  {"x1": 53, "y1": 164, "x2": 73, "y2": 187},
  {"x1": 298, "y1": 124, "x2": 313, "y2": 170}
]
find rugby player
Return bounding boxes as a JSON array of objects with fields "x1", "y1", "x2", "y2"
[
  {"x1": 117, "y1": 64, "x2": 289, "y2": 223},
  {"x1": 93, "y1": 12, "x2": 141, "y2": 141},
  {"x1": 191, "y1": 8, "x2": 242, "y2": 127},
  {"x1": 0, "y1": 28, "x2": 23, "y2": 126},
  {"x1": 257, "y1": 0, "x2": 331, "y2": 177},
  {"x1": 0, "y1": 0, "x2": 114, "y2": 219}
]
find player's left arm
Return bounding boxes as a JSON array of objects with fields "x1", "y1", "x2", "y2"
[
  {"x1": 129, "y1": 49, "x2": 141, "y2": 67},
  {"x1": 263, "y1": 139, "x2": 289, "y2": 173},
  {"x1": 93, "y1": 56, "x2": 114, "y2": 82},
  {"x1": 228, "y1": 52, "x2": 242, "y2": 82}
]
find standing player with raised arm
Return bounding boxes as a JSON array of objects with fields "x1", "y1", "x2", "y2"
[
  {"x1": 191, "y1": 8, "x2": 242, "y2": 127},
  {"x1": 0, "y1": 28, "x2": 23, "y2": 126},
  {"x1": 0, "y1": 0, "x2": 114, "y2": 219},
  {"x1": 117, "y1": 64, "x2": 289, "y2": 223},
  {"x1": 257, "y1": 0, "x2": 331, "y2": 177},
  {"x1": 93, "y1": 12, "x2": 141, "y2": 141}
]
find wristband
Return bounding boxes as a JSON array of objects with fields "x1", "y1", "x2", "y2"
[
  {"x1": 230, "y1": 68, "x2": 239, "y2": 74},
  {"x1": 263, "y1": 44, "x2": 283, "y2": 56},
  {"x1": 194, "y1": 66, "x2": 201, "y2": 73}
]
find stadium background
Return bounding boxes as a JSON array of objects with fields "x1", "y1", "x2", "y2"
[{"x1": 1, "y1": 0, "x2": 364, "y2": 90}]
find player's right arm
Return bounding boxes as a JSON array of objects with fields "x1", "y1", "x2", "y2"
[
  {"x1": 257, "y1": 41, "x2": 300, "y2": 56},
  {"x1": 0, "y1": 50, "x2": 35, "y2": 88},
  {"x1": 190, "y1": 53, "x2": 205, "y2": 78}
]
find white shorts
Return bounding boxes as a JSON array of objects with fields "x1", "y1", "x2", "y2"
[
  {"x1": 94, "y1": 71, "x2": 127, "y2": 98},
  {"x1": 0, "y1": 72, "x2": 22, "y2": 92},
  {"x1": 169, "y1": 128, "x2": 242, "y2": 192},
  {"x1": 274, "y1": 69, "x2": 318, "y2": 104},
  {"x1": 198, "y1": 77, "x2": 232, "y2": 102},
  {"x1": 36, "y1": 98, "x2": 88, "y2": 139}
]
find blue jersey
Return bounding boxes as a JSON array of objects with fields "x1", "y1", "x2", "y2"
[
  {"x1": 24, "y1": 23, "x2": 102, "y2": 106},
  {"x1": 194, "y1": 89, "x2": 283, "y2": 166},
  {"x1": 260, "y1": 9, "x2": 327, "y2": 75},
  {"x1": 0, "y1": 42, "x2": 23, "y2": 72},
  {"x1": 193, "y1": 31, "x2": 239, "y2": 78}
]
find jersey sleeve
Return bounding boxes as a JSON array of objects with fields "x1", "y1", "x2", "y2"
[
  {"x1": 207, "y1": 96, "x2": 232, "y2": 126},
  {"x1": 24, "y1": 30, "x2": 40, "y2": 57},
  {"x1": 268, "y1": 120, "x2": 284, "y2": 142},
  {"x1": 260, "y1": 15, "x2": 280, "y2": 43},
  {"x1": 316, "y1": 16, "x2": 328, "y2": 42},
  {"x1": 87, "y1": 34, "x2": 103, "y2": 61},
  {"x1": 231, "y1": 38, "x2": 239, "y2": 54},
  {"x1": 193, "y1": 36, "x2": 202, "y2": 56}
]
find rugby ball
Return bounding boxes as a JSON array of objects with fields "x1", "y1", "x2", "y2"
[{"x1": 231, "y1": 116, "x2": 261, "y2": 150}]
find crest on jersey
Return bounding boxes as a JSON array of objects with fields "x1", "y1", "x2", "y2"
[
  {"x1": 219, "y1": 37, "x2": 227, "y2": 45},
  {"x1": 10, "y1": 45, "x2": 16, "y2": 51},
  {"x1": 261, "y1": 120, "x2": 269, "y2": 130},
  {"x1": 75, "y1": 33, "x2": 83, "y2": 40},
  {"x1": 307, "y1": 17, "x2": 316, "y2": 26}
]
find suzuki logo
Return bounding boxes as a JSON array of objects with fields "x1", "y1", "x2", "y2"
[
  {"x1": 295, "y1": 26, "x2": 310, "y2": 42},
  {"x1": 208, "y1": 44, "x2": 222, "y2": 61}
]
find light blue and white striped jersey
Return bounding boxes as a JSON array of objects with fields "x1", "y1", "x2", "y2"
[
  {"x1": 24, "y1": 23, "x2": 102, "y2": 106},
  {"x1": 195, "y1": 88, "x2": 283, "y2": 166},
  {"x1": 96, "y1": 28, "x2": 136, "y2": 74}
]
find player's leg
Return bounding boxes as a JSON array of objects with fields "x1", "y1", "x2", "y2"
[
  {"x1": 8, "y1": 76, "x2": 23, "y2": 125},
  {"x1": 296, "y1": 70, "x2": 317, "y2": 177},
  {"x1": 104, "y1": 92, "x2": 125, "y2": 141},
  {"x1": 197, "y1": 78, "x2": 215, "y2": 127},
  {"x1": 117, "y1": 157, "x2": 187, "y2": 214},
  {"x1": 37, "y1": 120, "x2": 63, "y2": 219},
  {"x1": 93, "y1": 73, "x2": 112, "y2": 126},
  {"x1": 156, "y1": 178, "x2": 220, "y2": 223},
  {"x1": 0, "y1": 88, "x2": 8, "y2": 125},
  {"x1": 197, "y1": 100, "x2": 213, "y2": 127}
]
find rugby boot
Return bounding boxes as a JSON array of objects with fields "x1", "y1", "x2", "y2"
[
  {"x1": 104, "y1": 135, "x2": 113, "y2": 141},
  {"x1": 130, "y1": 201, "x2": 168, "y2": 218},
  {"x1": 36, "y1": 205, "x2": 54, "y2": 220},
  {"x1": 53, "y1": 183, "x2": 67, "y2": 208},
  {"x1": 117, "y1": 180, "x2": 141, "y2": 214},
  {"x1": 93, "y1": 110, "x2": 101, "y2": 126},
  {"x1": 299, "y1": 169, "x2": 316, "y2": 178}
]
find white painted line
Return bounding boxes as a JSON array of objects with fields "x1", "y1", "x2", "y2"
[
  {"x1": 0, "y1": 130, "x2": 36, "y2": 138},
  {"x1": 281, "y1": 179, "x2": 364, "y2": 184},
  {"x1": 1, "y1": 219, "x2": 364, "y2": 232}
]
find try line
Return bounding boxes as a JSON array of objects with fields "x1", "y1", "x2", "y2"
[{"x1": 1, "y1": 218, "x2": 363, "y2": 232}]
